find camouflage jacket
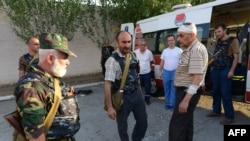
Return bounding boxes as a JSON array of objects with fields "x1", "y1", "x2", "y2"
[{"x1": 14, "y1": 65, "x2": 79, "y2": 140}]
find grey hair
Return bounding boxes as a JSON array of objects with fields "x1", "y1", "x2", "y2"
[{"x1": 38, "y1": 49, "x2": 58, "y2": 62}]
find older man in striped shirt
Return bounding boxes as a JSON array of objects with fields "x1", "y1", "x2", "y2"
[{"x1": 168, "y1": 22, "x2": 208, "y2": 141}]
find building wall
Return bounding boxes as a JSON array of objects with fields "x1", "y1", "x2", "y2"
[{"x1": 0, "y1": 12, "x2": 102, "y2": 86}]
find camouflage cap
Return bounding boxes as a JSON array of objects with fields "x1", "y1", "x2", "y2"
[{"x1": 39, "y1": 33, "x2": 77, "y2": 57}]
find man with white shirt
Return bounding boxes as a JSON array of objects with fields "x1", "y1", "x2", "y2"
[
  {"x1": 134, "y1": 39, "x2": 154, "y2": 105},
  {"x1": 159, "y1": 35, "x2": 182, "y2": 110}
]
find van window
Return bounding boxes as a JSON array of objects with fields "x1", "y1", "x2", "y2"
[
  {"x1": 143, "y1": 32, "x2": 157, "y2": 53},
  {"x1": 142, "y1": 23, "x2": 210, "y2": 54},
  {"x1": 158, "y1": 29, "x2": 178, "y2": 53}
]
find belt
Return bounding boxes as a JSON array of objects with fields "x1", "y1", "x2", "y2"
[{"x1": 175, "y1": 86, "x2": 187, "y2": 90}]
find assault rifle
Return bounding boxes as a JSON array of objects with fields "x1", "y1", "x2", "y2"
[{"x1": 4, "y1": 111, "x2": 26, "y2": 139}]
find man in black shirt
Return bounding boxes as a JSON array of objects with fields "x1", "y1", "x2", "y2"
[{"x1": 100, "y1": 41, "x2": 114, "y2": 76}]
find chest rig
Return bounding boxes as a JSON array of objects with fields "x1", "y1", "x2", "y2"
[
  {"x1": 23, "y1": 53, "x2": 39, "y2": 71},
  {"x1": 213, "y1": 37, "x2": 235, "y2": 69},
  {"x1": 111, "y1": 52, "x2": 140, "y2": 94}
]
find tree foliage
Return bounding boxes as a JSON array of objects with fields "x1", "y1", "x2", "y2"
[
  {"x1": 108, "y1": 0, "x2": 170, "y2": 24},
  {"x1": 106, "y1": 0, "x2": 214, "y2": 24},
  {"x1": 169, "y1": 0, "x2": 214, "y2": 6},
  {"x1": 78, "y1": 0, "x2": 116, "y2": 47},
  {"x1": 0, "y1": 0, "x2": 215, "y2": 47},
  {"x1": 0, "y1": 0, "x2": 82, "y2": 42}
]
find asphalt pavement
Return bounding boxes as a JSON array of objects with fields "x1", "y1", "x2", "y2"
[{"x1": 0, "y1": 80, "x2": 250, "y2": 141}]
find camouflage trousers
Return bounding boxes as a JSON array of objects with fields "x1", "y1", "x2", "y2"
[{"x1": 12, "y1": 130, "x2": 76, "y2": 141}]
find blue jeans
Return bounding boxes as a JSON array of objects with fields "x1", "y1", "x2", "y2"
[
  {"x1": 139, "y1": 72, "x2": 151, "y2": 97},
  {"x1": 212, "y1": 67, "x2": 234, "y2": 119},
  {"x1": 116, "y1": 88, "x2": 148, "y2": 141},
  {"x1": 162, "y1": 69, "x2": 176, "y2": 108}
]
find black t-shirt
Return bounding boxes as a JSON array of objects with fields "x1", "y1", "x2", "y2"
[{"x1": 101, "y1": 46, "x2": 114, "y2": 64}]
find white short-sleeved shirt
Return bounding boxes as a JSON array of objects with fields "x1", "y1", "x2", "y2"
[
  {"x1": 134, "y1": 49, "x2": 154, "y2": 74},
  {"x1": 104, "y1": 50, "x2": 123, "y2": 82},
  {"x1": 160, "y1": 47, "x2": 182, "y2": 71}
]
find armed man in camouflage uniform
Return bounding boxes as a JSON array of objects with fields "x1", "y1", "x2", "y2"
[{"x1": 14, "y1": 33, "x2": 80, "y2": 141}]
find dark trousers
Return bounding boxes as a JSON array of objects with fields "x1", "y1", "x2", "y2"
[
  {"x1": 169, "y1": 87, "x2": 201, "y2": 141},
  {"x1": 212, "y1": 67, "x2": 234, "y2": 119},
  {"x1": 116, "y1": 88, "x2": 148, "y2": 141},
  {"x1": 101, "y1": 63, "x2": 106, "y2": 76},
  {"x1": 139, "y1": 72, "x2": 151, "y2": 97}
]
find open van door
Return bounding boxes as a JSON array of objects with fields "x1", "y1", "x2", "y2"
[
  {"x1": 245, "y1": 23, "x2": 250, "y2": 103},
  {"x1": 246, "y1": 55, "x2": 250, "y2": 103}
]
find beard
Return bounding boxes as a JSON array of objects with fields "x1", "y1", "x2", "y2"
[
  {"x1": 51, "y1": 59, "x2": 67, "y2": 77},
  {"x1": 120, "y1": 47, "x2": 130, "y2": 55}
]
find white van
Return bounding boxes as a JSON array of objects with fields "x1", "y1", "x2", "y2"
[{"x1": 121, "y1": 0, "x2": 250, "y2": 103}]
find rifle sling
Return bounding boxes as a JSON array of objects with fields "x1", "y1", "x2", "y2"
[
  {"x1": 120, "y1": 53, "x2": 130, "y2": 90},
  {"x1": 44, "y1": 78, "x2": 62, "y2": 134}
]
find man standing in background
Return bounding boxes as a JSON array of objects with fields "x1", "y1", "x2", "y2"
[
  {"x1": 18, "y1": 37, "x2": 40, "y2": 78},
  {"x1": 207, "y1": 23, "x2": 239, "y2": 125},
  {"x1": 134, "y1": 39, "x2": 154, "y2": 105},
  {"x1": 159, "y1": 35, "x2": 182, "y2": 110},
  {"x1": 100, "y1": 40, "x2": 114, "y2": 77}
]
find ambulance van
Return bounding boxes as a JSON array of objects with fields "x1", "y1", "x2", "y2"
[{"x1": 121, "y1": 0, "x2": 250, "y2": 102}]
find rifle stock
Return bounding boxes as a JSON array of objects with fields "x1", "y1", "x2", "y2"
[
  {"x1": 208, "y1": 57, "x2": 216, "y2": 66},
  {"x1": 4, "y1": 111, "x2": 26, "y2": 139}
]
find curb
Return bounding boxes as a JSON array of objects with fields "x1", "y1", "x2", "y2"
[
  {"x1": 0, "y1": 81, "x2": 104, "y2": 102},
  {"x1": 74, "y1": 81, "x2": 103, "y2": 89},
  {"x1": 0, "y1": 95, "x2": 15, "y2": 101}
]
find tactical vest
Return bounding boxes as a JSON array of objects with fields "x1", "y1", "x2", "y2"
[
  {"x1": 111, "y1": 52, "x2": 140, "y2": 94},
  {"x1": 16, "y1": 70, "x2": 80, "y2": 140},
  {"x1": 213, "y1": 37, "x2": 235, "y2": 69},
  {"x1": 23, "y1": 53, "x2": 39, "y2": 71}
]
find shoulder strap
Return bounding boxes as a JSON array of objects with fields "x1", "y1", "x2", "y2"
[
  {"x1": 28, "y1": 53, "x2": 38, "y2": 67},
  {"x1": 23, "y1": 53, "x2": 30, "y2": 63},
  {"x1": 120, "y1": 53, "x2": 130, "y2": 90},
  {"x1": 44, "y1": 78, "x2": 61, "y2": 134}
]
